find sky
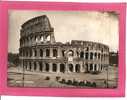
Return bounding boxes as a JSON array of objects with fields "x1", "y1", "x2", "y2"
[{"x1": 8, "y1": 10, "x2": 119, "y2": 53}]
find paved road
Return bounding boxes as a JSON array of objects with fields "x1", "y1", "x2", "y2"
[{"x1": 7, "y1": 66, "x2": 118, "y2": 88}]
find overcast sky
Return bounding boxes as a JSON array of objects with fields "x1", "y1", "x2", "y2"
[{"x1": 8, "y1": 10, "x2": 119, "y2": 53}]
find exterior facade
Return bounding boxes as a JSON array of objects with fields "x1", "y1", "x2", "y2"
[{"x1": 19, "y1": 15, "x2": 109, "y2": 74}]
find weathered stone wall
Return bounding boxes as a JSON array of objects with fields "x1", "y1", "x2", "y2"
[{"x1": 19, "y1": 15, "x2": 109, "y2": 74}]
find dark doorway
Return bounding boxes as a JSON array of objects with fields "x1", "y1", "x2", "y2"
[
  {"x1": 80, "y1": 51, "x2": 84, "y2": 58},
  {"x1": 53, "y1": 49, "x2": 57, "y2": 57},
  {"x1": 34, "y1": 62, "x2": 37, "y2": 70},
  {"x1": 39, "y1": 62, "x2": 43, "y2": 71},
  {"x1": 53, "y1": 63, "x2": 57, "y2": 72},
  {"x1": 45, "y1": 63, "x2": 49, "y2": 72},
  {"x1": 75, "y1": 64, "x2": 80, "y2": 72},
  {"x1": 60, "y1": 64, "x2": 65, "y2": 73},
  {"x1": 69, "y1": 64, "x2": 73, "y2": 72},
  {"x1": 46, "y1": 49, "x2": 50, "y2": 57}
]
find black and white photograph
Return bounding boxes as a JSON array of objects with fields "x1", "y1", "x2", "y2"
[{"x1": 8, "y1": 10, "x2": 119, "y2": 88}]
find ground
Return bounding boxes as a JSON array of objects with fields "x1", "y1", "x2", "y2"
[{"x1": 7, "y1": 66, "x2": 118, "y2": 88}]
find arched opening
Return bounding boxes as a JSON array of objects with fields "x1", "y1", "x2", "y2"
[
  {"x1": 90, "y1": 52, "x2": 93, "y2": 60},
  {"x1": 75, "y1": 64, "x2": 80, "y2": 72},
  {"x1": 40, "y1": 49, "x2": 43, "y2": 57},
  {"x1": 39, "y1": 62, "x2": 43, "y2": 71},
  {"x1": 86, "y1": 47, "x2": 89, "y2": 51},
  {"x1": 46, "y1": 49, "x2": 50, "y2": 57},
  {"x1": 85, "y1": 52, "x2": 89, "y2": 60},
  {"x1": 95, "y1": 53, "x2": 97, "y2": 59},
  {"x1": 34, "y1": 62, "x2": 37, "y2": 71},
  {"x1": 80, "y1": 51, "x2": 84, "y2": 58},
  {"x1": 45, "y1": 63, "x2": 49, "y2": 72},
  {"x1": 62, "y1": 50, "x2": 65, "y2": 57},
  {"x1": 53, "y1": 63, "x2": 57, "y2": 72},
  {"x1": 98, "y1": 53, "x2": 100, "y2": 59},
  {"x1": 53, "y1": 49, "x2": 57, "y2": 57},
  {"x1": 85, "y1": 63, "x2": 89, "y2": 72},
  {"x1": 29, "y1": 62, "x2": 31, "y2": 71},
  {"x1": 94, "y1": 64, "x2": 97, "y2": 71},
  {"x1": 90, "y1": 64, "x2": 93, "y2": 71},
  {"x1": 68, "y1": 50, "x2": 74, "y2": 57},
  {"x1": 68, "y1": 64, "x2": 73, "y2": 72},
  {"x1": 60, "y1": 64, "x2": 65, "y2": 73}
]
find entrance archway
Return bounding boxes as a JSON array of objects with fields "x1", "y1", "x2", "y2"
[
  {"x1": 68, "y1": 64, "x2": 73, "y2": 72},
  {"x1": 60, "y1": 64, "x2": 65, "y2": 73},
  {"x1": 45, "y1": 63, "x2": 49, "y2": 72},
  {"x1": 53, "y1": 63, "x2": 57, "y2": 72},
  {"x1": 75, "y1": 64, "x2": 80, "y2": 72}
]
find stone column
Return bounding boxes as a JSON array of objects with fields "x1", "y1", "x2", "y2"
[
  {"x1": 65, "y1": 63, "x2": 69, "y2": 73},
  {"x1": 42, "y1": 62, "x2": 46, "y2": 72},
  {"x1": 31, "y1": 62, "x2": 34, "y2": 71},
  {"x1": 43, "y1": 49, "x2": 46, "y2": 58},
  {"x1": 49, "y1": 63, "x2": 52, "y2": 72},
  {"x1": 37, "y1": 48, "x2": 40, "y2": 58},
  {"x1": 50, "y1": 48, "x2": 53, "y2": 58},
  {"x1": 57, "y1": 47, "x2": 61, "y2": 58},
  {"x1": 43, "y1": 35, "x2": 47, "y2": 43},
  {"x1": 36, "y1": 62, "x2": 40, "y2": 72},
  {"x1": 32, "y1": 49, "x2": 35, "y2": 58},
  {"x1": 57, "y1": 63, "x2": 60, "y2": 73},
  {"x1": 27, "y1": 61, "x2": 30, "y2": 71},
  {"x1": 73, "y1": 64, "x2": 75, "y2": 72}
]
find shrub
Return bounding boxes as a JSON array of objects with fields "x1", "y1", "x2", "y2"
[
  {"x1": 92, "y1": 82, "x2": 97, "y2": 87},
  {"x1": 67, "y1": 80, "x2": 73, "y2": 85},
  {"x1": 79, "y1": 81, "x2": 84, "y2": 86},
  {"x1": 61, "y1": 79, "x2": 66, "y2": 83},
  {"x1": 73, "y1": 80, "x2": 78, "y2": 86},
  {"x1": 86, "y1": 81, "x2": 91, "y2": 87},
  {"x1": 56, "y1": 76, "x2": 61, "y2": 81}
]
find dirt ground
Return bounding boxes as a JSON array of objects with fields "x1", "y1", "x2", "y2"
[{"x1": 7, "y1": 66, "x2": 118, "y2": 88}]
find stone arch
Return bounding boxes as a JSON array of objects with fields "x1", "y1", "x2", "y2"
[
  {"x1": 39, "y1": 62, "x2": 43, "y2": 71},
  {"x1": 90, "y1": 52, "x2": 93, "y2": 60},
  {"x1": 98, "y1": 53, "x2": 100, "y2": 59},
  {"x1": 67, "y1": 50, "x2": 74, "y2": 57},
  {"x1": 75, "y1": 64, "x2": 80, "y2": 72},
  {"x1": 95, "y1": 52, "x2": 97, "y2": 59},
  {"x1": 62, "y1": 50, "x2": 65, "y2": 57},
  {"x1": 46, "y1": 49, "x2": 50, "y2": 57},
  {"x1": 34, "y1": 62, "x2": 37, "y2": 71},
  {"x1": 85, "y1": 63, "x2": 89, "y2": 72},
  {"x1": 80, "y1": 51, "x2": 84, "y2": 58},
  {"x1": 53, "y1": 49, "x2": 57, "y2": 57},
  {"x1": 52, "y1": 63, "x2": 57, "y2": 72},
  {"x1": 68, "y1": 64, "x2": 73, "y2": 72},
  {"x1": 45, "y1": 63, "x2": 49, "y2": 72},
  {"x1": 40, "y1": 49, "x2": 43, "y2": 57},
  {"x1": 60, "y1": 64, "x2": 65, "y2": 73},
  {"x1": 90, "y1": 64, "x2": 93, "y2": 71},
  {"x1": 29, "y1": 62, "x2": 31, "y2": 71},
  {"x1": 85, "y1": 52, "x2": 89, "y2": 59}
]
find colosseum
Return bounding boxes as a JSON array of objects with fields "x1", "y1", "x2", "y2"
[{"x1": 19, "y1": 15, "x2": 109, "y2": 75}]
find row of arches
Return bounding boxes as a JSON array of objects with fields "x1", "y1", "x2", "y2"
[
  {"x1": 22, "y1": 60, "x2": 105, "y2": 73},
  {"x1": 20, "y1": 48, "x2": 108, "y2": 62},
  {"x1": 20, "y1": 34, "x2": 51, "y2": 47}
]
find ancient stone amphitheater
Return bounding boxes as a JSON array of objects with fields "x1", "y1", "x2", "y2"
[{"x1": 19, "y1": 15, "x2": 109, "y2": 74}]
